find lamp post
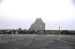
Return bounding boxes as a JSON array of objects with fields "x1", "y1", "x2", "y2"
[{"x1": 59, "y1": 26, "x2": 61, "y2": 35}]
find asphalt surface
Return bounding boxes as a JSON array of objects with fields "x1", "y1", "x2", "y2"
[{"x1": 0, "y1": 34, "x2": 75, "y2": 49}]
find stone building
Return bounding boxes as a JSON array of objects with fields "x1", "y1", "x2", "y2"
[{"x1": 29, "y1": 18, "x2": 45, "y2": 32}]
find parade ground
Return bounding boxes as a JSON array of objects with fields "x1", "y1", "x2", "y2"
[{"x1": 0, "y1": 34, "x2": 75, "y2": 49}]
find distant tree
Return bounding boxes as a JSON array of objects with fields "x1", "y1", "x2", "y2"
[
  {"x1": 61, "y1": 30, "x2": 69, "y2": 35},
  {"x1": 29, "y1": 30, "x2": 35, "y2": 34},
  {"x1": 18, "y1": 28, "x2": 22, "y2": 34}
]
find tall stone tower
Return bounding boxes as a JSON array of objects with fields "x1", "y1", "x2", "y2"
[{"x1": 29, "y1": 18, "x2": 45, "y2": 31}]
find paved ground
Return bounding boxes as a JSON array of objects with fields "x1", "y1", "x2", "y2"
[{"x1": 0, "y1": 34, "x2": 75, "y2": 49}]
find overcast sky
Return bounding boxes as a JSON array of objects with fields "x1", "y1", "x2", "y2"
[{"x1": 0, "y1": 0, "x2": 75, "y2": 30}]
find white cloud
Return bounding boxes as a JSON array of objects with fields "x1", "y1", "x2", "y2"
[{"x1": 0, "y1": 0, "x2": 75, "y2": 30}]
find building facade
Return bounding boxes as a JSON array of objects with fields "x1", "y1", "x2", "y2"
[{"x1": 29, "y1": 18, "x2": 45, "y2": 32}]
